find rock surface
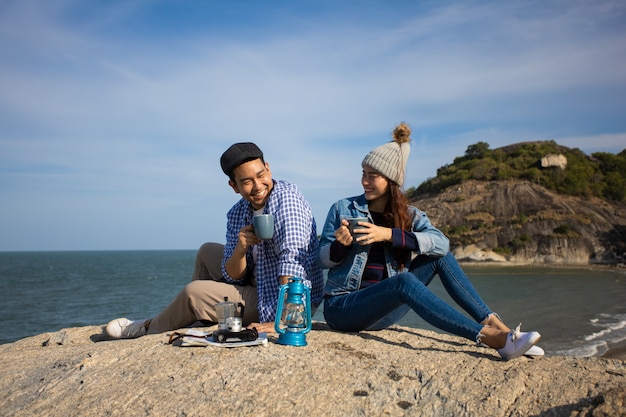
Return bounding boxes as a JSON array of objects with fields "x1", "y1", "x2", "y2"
[{"x1": 1, "y1": 323, "x2": 625, "y2": 417}]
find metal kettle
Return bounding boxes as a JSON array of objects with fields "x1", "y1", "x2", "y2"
[{"x1": 215, "y1": 297, "x2": 245, "y2": 331}]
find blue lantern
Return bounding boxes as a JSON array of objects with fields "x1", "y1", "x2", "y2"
[{"x1": 274, "y1": 276, "x2": 312, "y2": 346}]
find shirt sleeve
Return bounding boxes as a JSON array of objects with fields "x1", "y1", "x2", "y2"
[
  {"x1": 272, "y1": 184, "x2": 314, "y2": 278},
  {"x1": 329, "y1": 239, "x2": 351, "y2": 262},
  {"x1": 390, "y1": 229, "x2": 420, "y2": 252}
]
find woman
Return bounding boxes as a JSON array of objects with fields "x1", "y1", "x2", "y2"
[{"x1": 318, "y1": 123, "x2": 541, "y2": 360}]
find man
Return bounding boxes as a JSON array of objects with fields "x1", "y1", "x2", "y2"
[{"x1": 106, "y1": 142, "x2": 324, "y2": 338}]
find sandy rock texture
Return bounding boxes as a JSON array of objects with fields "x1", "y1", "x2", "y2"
[{"x1": 1, "y1": 323, "x2": 624, "y2": 417}]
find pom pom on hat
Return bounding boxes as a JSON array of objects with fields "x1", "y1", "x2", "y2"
[{"x1": 362, "y1": 123, "x2": 411, "y2": 186}]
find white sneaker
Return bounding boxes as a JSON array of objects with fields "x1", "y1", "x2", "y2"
[
  {"x1": 478, "y1": 342, "x2": 545, "y2": 357},
  {"x1": 497, "y1": 324, "x2": 541, "y2": 361},
  {"x1": 106, "y1": 318, "x2": 147, "y2": 339},
  {"x1": 524, "y1": 345, "x2": 545, "y2": 357}
]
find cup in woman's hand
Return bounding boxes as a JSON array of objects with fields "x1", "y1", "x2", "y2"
[
  {"x1": 346, "y1": 217, "x2": 369, "y2": 238},
  {"x1": 253, "y1": 214, "x2": 274, "y2": 240}
]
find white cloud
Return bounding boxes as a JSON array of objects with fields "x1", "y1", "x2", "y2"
[{"x1": 1, "y1": 0, "x2": 625, "y2": 250}]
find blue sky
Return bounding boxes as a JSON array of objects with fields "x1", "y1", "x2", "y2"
[{"x1": 1, "y1": 0, "x2": 625, "y2": 251}]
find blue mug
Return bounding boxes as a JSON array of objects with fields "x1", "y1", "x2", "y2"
[
  {"x1": 253, "y1": 214, "x2": 274, "y2": 240},
  {"x1": 346, "y1": 217, "x2": 369, "y2": 238}
]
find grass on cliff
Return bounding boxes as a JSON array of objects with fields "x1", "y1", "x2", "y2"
[{"x1": 407, "y1": 140, "x2": 626, "y2": 202}]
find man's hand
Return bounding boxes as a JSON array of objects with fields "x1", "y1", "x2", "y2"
[
  {"x1": 225, "y1": 224, "x2": 260, "y2": 280},
  {"x1": 237, "y1": 224, "x2": 261, "y2": 251},
  {"x1": 248, "y1": 322, "x2": 277, "y2": 335}
]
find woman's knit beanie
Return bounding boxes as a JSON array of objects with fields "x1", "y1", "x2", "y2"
[{"x1": 361, "y1": 123, "x2": 412, "y2": 186}]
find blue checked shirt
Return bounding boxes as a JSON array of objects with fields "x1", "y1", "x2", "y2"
[{"x1": 221, "y1": 180, "x2": 324, "y2": 323}]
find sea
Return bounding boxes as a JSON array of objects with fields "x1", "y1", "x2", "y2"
[{"x1": 1, "y1": 250, "x2": 625, "y2": 357}]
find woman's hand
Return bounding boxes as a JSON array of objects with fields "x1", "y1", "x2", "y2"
[
  {"x1": 334, "y1": 219, "x2": 354, "y2": 246},
  {"x1": 353, "y1": 222, "x2": 392, "y2": 245}
]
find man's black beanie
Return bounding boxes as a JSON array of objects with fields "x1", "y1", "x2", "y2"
[{"x1": 220, "y1": 142, "x2": 264, "y2": 176}]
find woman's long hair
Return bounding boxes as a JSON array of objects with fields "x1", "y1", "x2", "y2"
[{"x1": 382, "y1": 181, "x2": 412, "y2": 270}]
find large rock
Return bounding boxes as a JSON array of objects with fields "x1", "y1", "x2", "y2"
[
  {"x1": 541, "y1": 154, "x2": 568, "y2": 170},
  {"x1": 1, "y1": 323, "x2": 624, "y2": 416}
]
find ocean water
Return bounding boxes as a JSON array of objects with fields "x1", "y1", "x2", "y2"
[{"x1": 1, "y1": 251, "x2": 625, "y2": 357}]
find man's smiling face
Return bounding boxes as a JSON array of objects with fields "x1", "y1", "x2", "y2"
[{"x1": 229, "y1": 158, "x2": 273, "y2": 210}]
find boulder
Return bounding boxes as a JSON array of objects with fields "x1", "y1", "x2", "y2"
[
  {"x1": 0, "y1": 323, "x2": 624, "y2": 417},
  {"x1": 453, "y1": 244, "x2": 508, "y2": 262},
  {"x1": 541, "y1": 154, "x2": 568, "y2": 170}
]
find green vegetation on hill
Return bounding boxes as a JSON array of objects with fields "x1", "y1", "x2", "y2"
[{"x1": 407, "y1": 141, "x2": 626, "y2": 202}]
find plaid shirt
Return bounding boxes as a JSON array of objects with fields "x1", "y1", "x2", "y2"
[{"x1": 221, "y1": 180, "x2": 324, "y2": 322}]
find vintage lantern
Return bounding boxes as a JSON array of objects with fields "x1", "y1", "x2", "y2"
[{"x1": 274, "y1": 276, "x2": 312, "y2": 346}]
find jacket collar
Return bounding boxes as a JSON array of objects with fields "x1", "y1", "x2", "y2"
[{"x1": 351, "y1": 194, "x2": 370, "y2": 216}]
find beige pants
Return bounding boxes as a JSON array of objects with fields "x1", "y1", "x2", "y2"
[{"x1": 147, "y1": 243, "x2": 259, "y2": 334}]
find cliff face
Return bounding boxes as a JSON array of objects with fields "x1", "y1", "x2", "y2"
[
  {"x1": 0, "y1": 324, "x2": 625, "y2": 417},
  {"x1": 410, "y1": 180, "x2": 626, "y2": 265}
]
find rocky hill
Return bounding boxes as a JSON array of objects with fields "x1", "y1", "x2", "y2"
[
  {"x1": 407, "y1": 141, "x2": 626, "y2": 265},
  {"x1": 410, "y1": 179, "x2": 626, "y2": 265},
  {"x1": 0, "y1": 323, "x2": 624, "y2": 417}
]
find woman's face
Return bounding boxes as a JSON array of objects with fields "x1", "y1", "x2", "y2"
[{"x1": 361, "y1": 165, "x2": 390, "y2": 203}]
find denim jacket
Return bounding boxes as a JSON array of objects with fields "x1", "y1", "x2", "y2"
[{"x1": 319, "y1": 194, "x2": 450, "y2": 296}]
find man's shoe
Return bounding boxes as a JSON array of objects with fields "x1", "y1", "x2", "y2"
[
  {"x1": 106, "y1": 318, "x2": 147, "y2": 339},
  {"x1": 497, "y1": 324, "x2": 541, "y2": 361}
]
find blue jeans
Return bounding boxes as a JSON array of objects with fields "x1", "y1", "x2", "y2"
[{"x1": 323, "y1": 252, "x2": 493, "y2": 342}]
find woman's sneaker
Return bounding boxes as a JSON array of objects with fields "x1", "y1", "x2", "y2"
[
  {"x1": 497, "y1": 324, "x2": 541, "y2": 361},
  {"x1": 478, "y1": 342, "x2": 545, "y2": 357},
  {"x1": 524, "y1": 345, "x2": 545, "y2": 357},
  {"x1": 105, "y1": 318, "x2": 148, "y2": 339}
]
